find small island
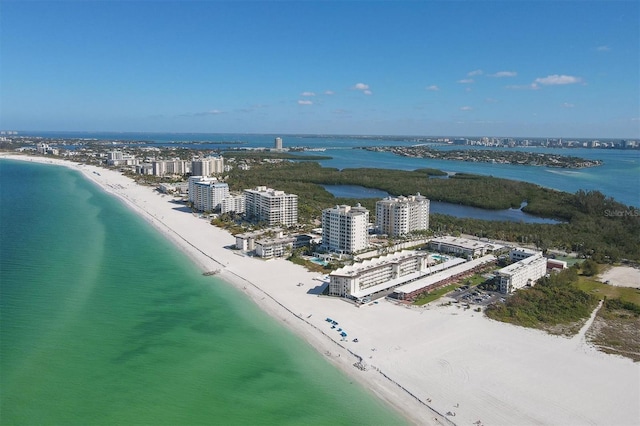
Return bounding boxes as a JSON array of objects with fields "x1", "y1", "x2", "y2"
[{"x1": 359, "y1": 145, "x2": 603, "y2": 168}]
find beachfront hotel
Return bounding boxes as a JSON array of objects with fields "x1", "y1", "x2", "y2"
[
  {"x1": 106, "y1": 150, "x2": 137, "y2": 166},
  {"x1": 375, "y1": 193, "x2": 430, "y2": 237},
  {"x1": 328, "y1": 251, "x2": 430, "y2": 299},
  {"x1": 243, "y1": 186, "x2": 298, "y2": 226},
  {"x1": 497, "y1": 250, "x2": 547, "y2": 293},
  {"x1": 428, "y1": 236, "x2": 504, "y2": 258},
  {"x1": 328, "y1": 250, "x2": 495, "y2": 301},
  {"x1": 321, "y1": 204, "x2": 369, "y2": 254},
  {"x1": 191, "y1": 156, "x2": 224, "y2": 177},
  {"x1": 188, "y1": 176, "x2": 229, "y2": 212}
]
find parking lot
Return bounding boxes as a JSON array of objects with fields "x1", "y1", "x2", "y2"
[{"x1": 449, "y1": 285, "x2": 505, "y2": 306}]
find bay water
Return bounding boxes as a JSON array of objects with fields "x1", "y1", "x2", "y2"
[
  {"x1": 0, "y1": 160, "x2": 405, "y2": 425},
  {"x1": 23, "y1": 131, "x2": 640, "y2": 207}
]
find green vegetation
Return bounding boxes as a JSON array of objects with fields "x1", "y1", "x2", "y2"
[
  {"x1": 361, "y1": 146, "x2": 603, "y2": 168},
  {"x1": 580, "y1": 258, "x2": 600, "y2": 276},
  {"x1": 485, "y1": 268, "x2": 599, "y2": 333},
  {"x1": 574, "y1": 275, "x2": 640, "y2": 306},
  {"x1": 587, "y1": 297, "x2": 640, "y2": 362},
  {"x1": 222, "y1": 150, "x2": 332, "y2": 161},
  {"x1": 225, "y1": 161, "x2": 640, "y2": 261},
  {"x1": 413, "y1": 283, "x2": 459, "y2": 305}
]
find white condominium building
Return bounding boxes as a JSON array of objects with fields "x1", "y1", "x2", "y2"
[
  {"x1": 321, "y1": 204, "x2": 369, "y2": 254},
  {"x1": 191, "y1": 156, "x2": 224, "y2": 176},
  {"x1": 220, "y1": 194, "x2": 246, "y2": 214},
  {"x1": 497, "y1": 252, "x2": 547, "y2": 294},
  {"x1": 509, "y1": 247, "x2": 539, "y2": 262},
  {"x1": 188, "y1": 176, "x2": 229, "y2": 212},
  {"x1": 376, "y1": 193, "x2": 430, "y2": 237},
  {"x1": 244, "y1": 186, "x2": 298, "y2": 226},
  {"x1": 152, "y1": 159, "x2": 191, "y2": 176},
  {"x1": 329, "y1": 250, "x2": 431, "y2": 299}
]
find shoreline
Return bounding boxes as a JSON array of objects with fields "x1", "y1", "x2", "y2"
[{"x1": 3, "y1": 153, "x2": 638, "y2": 426}]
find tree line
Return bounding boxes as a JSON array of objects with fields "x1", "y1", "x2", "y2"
[{"x1": 224, "y1": 161, "x2": 640, "y2": 261}]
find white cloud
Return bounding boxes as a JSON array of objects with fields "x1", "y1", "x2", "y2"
[
  {"x1": 533, "y1": 74, "x2": 582, "y2": 86},
  {"x1": 301, "y1": 91, "x2": 316, "y2": 96},
  {"x1": 324, "y1": 90, "x2": 335, "y2": 95},
  {"x1": 505, "y1": 84, "x2": 538, "y2": 90},
  {"x1": 425, "y1": 85, "x2": 439, "y2": 91},
  {"x1": 457, "y1": 78, "x2": 474, "y2": 84},
  {"x1": 460, "y1": 106, "x2": 473, "y2": 111},
  {"x1": 468, "y1": 69, "x2": 483, "y2": 76},
  {"x1": 297, "y1": 100, "x2": 313, "y2": 105},
  {"x1": 490, "y1": 71, "x2": 517, "y2": 78},
  {"x1": 352, "y1": 83, "x2": 372, "y2": 95},
  {"x1": 184, "y1": 109, "x2": 225, "y2": 117},
  {"x1": 562, "y1": 102, "x2": 575, "y2": 108},
  {"x1": 596, "y1": 45, "x2": 611, "y2": 52}
]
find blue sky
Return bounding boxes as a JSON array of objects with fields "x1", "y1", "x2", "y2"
[{"x1": 1, "y1": 1, "x2": 638, "y2": 138}]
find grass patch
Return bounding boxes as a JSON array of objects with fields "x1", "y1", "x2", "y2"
[
  {"x1": 574, "y1": 276, "x2": 640, "y2": 305},
  {"x1": 413, "y1": 283, "x2": 458, "y2": 306}
]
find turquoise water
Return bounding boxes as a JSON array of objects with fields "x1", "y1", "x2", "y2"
[{"x1": 0, "y1": 160, "x2": 405, "y2": 425}]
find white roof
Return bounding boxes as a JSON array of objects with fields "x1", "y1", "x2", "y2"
[{"x1": 394, "y1": 255, "x2": 496, "y2": 295}]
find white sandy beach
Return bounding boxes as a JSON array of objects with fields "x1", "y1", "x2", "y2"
[{"x1": 4, "y1": 153, "x2": 639, "y2": 426}]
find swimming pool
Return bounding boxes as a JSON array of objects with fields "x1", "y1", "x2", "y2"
[{"x1": 309, "y1": 257, "x2": 328, "y2": 266}]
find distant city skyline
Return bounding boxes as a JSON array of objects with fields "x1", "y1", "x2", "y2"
[{"x1": 1, "y1": 1, "x2": 638, "y2": 138}]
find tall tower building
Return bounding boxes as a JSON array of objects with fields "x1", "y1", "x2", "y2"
[
  {"x1": 244, "y1": 186, "x2": 298, "y2": 226},
  {"x1": 191, "y1": 156, "x2": 224, "y2": 176},
  {"x1": 321, "y1": 204, "x2": 369, "y2": 254},
  {"x1": 274, "y1": 137, "x2": 283, "y2": 150},
  {"x1": 375, "y1": 193, "x2": 430, "y2": 237}
]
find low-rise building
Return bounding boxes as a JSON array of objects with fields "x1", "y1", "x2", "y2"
[
  {"x1": 429, "y1": 236, "x2": 503, "y2": 258},
  {"x1": 497, "y1": 252, "x2": 547, "y2": 293},
  {"x1": 327, "y1": 251, "x2": 492, "y2": 301},
  {"x1": 392, "y1": 255, "x2": 497, "y2": 300},
  {"x1": 509, "y1": 247, "x2": 539, "y2": 262}
]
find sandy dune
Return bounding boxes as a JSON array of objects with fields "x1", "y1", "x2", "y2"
[
  {"x1": 599, "y1": 266, "x2": 640, "y2": 288},
  {"x1": 4, "y1": 154, "x2": 639, "y2": 426}
]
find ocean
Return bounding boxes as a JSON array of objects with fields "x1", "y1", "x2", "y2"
[
  {"x1": 0, "y1": 159, "x2": 405, "y2": 425},
  {"x1": 21, "y1": 131, "x2": 640, "y2": 207}
]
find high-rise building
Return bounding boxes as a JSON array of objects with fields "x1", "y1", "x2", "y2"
[
  {"x1": 375, "y1": 193, "x2": 430, "y2": 237},
  {"x1": 243, "y1": 186, "x2": 298, "y2": 226},
  {"x1": 152, "y1": 159, "x2": 191, "y2": 176},
  {"x1": 188, "y1": 176, "x2": 228, "y2": 212},
  {"x1": 191, "y1": 156, "x2": 224, "y2": 176},
  {"x1": 274, "y1": 137, "x2": 283, "y2": 150},
  {"x1": 220, "y1": 194, "x2": 246, "y2": 214},
  {"x1": 321, "y1": 204, "x2": 369, "y2": 254}
]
